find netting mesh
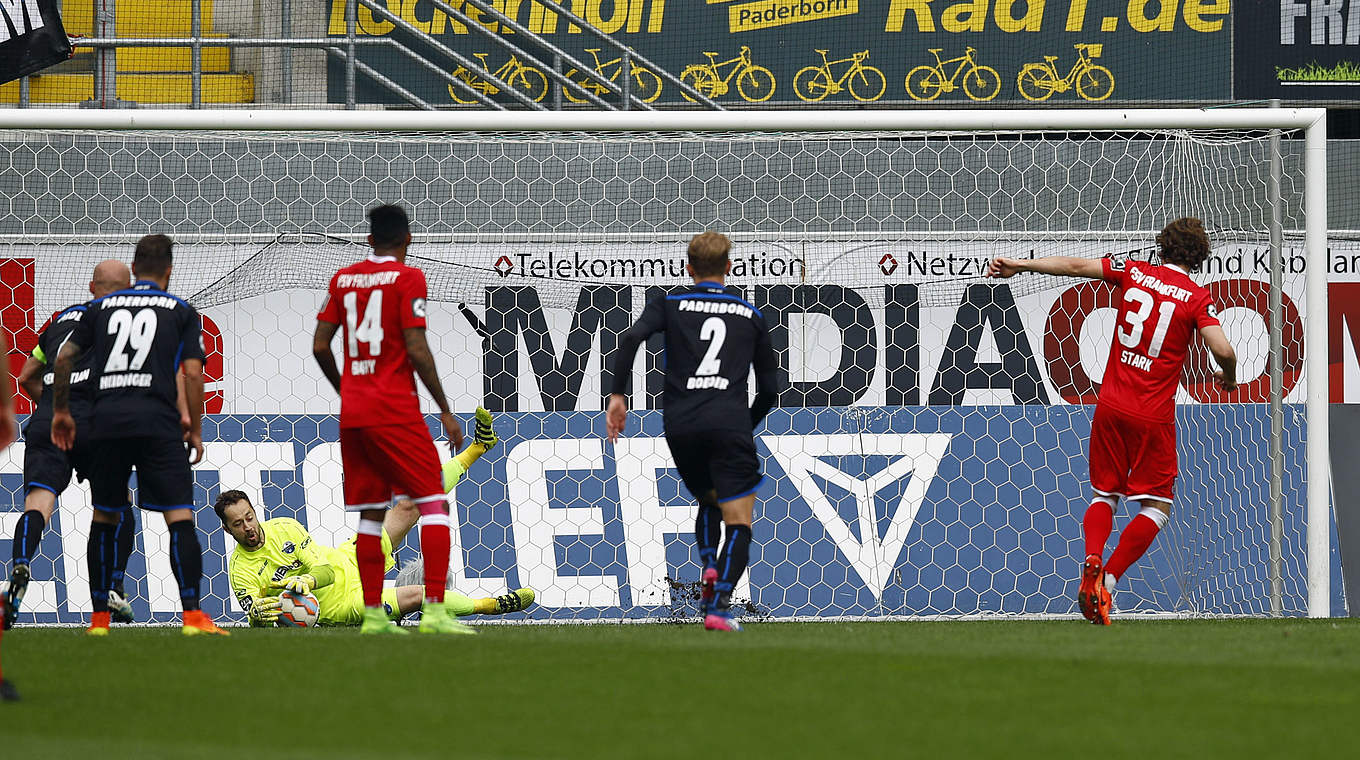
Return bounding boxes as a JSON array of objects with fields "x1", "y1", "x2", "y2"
[{"x1": 0, "y1": 126, "x2": 1313, "y2": 622}]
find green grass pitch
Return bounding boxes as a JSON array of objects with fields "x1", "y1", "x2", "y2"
[{"x1": 2, "y1": 619, "x2": 1357, "y2": 759}]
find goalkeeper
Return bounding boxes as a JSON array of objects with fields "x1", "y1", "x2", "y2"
[{"x1": 220, "y1": 408, "x2": 533, "y2": 627}]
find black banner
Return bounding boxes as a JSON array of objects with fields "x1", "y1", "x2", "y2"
[
  {"x1": 1236, "y1": 0, "x2": 1360, "y2": 100},
  {"x1": 326, "y1": 1, "x2": 1232, "y2": 106},
  {"x1": 0, "y1": 0, "x2": 70, "y2": 85}
]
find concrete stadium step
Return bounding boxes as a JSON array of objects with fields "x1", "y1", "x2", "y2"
[{"x1": 0, "y1": 73, "x2": 255, "y2": 105}]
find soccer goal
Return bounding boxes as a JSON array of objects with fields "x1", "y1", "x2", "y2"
[{"x1": 0, "y1": 108, "x2": 1335, "y2": 623}]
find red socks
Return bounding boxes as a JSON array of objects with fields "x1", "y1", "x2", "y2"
[
  {"x1": 1105, "y1": 507, "x2": 1170, "y2": 580},
  {"x1": 419, "y1": 515, "x2": 451, "y2": 604},
  {"x1": 415, "y1": 495, "x2": 452, "y2": 604},
  {"x1": 1082, "y1": 499, "x2": 1115, "y2": 558},
  {"x1": 355, "y1": 519, "x2": 385, "y2": 608}
]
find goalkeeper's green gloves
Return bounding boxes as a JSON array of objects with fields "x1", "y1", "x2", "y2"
[
  {"x1": 247, "y1": 597, "x2": 281, "y2": 627},
  {"x1": 272, "y1": 574, "x2": 316, "y2": 595}
]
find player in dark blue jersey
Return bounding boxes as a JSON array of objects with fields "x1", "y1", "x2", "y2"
[
  {"x1": 1, "y1": 328, "x2": 16, "y2": 700},
  {"x1": 4, "y1": 261, "x2": 140, "y2": 630},
  {"x1": 51, "y1": 234, "x2": 227, "y2": 636},
  {"x1": 606, "y1": 231, "x2": 781, "y2": 632}
]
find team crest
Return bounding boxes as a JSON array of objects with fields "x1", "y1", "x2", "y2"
[{"x1": 282, "y1": 541, "x2": 296, "y2": 554}]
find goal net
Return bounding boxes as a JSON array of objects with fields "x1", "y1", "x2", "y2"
[{"x1": 0, "y1": 110, "x2": 1332, "y2": 624}]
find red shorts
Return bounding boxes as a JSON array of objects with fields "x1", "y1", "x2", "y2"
[
  {"x1": 339, "y1": 422, "x2": 444, "y2": 512},
  {"x1": 1088, "y1": 405, "x2": 1177, "y2": 503}
]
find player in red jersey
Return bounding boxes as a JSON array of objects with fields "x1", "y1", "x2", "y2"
[
  {"x1": 313, "y1": 204, "x2": 468, "y2": 635},
  {"x1": 988, "y1": 217, "x2": 1238, "y2": 625}
]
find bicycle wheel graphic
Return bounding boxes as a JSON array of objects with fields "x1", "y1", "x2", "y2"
[
  {"x1": 737, "y1": 66, "x2": 776, "y2": 102},
  {"x1": 449, "y1": 69, "x2": 483, "y2": 104},
  {"x1": 515, "y1": 67, "x2": 549, "y2": 103},
  {"x1": 680, "y1": 66, "x2": 719, "y2": 102},
  {"x1": 562, "y1": 68, "x2": 593, "y2": 104},
  {"x1": 849, "y1": 66, "x2": 886, "y2": 101},
  {"x1": 1016, "y1": 64, "x2": 1056, "y2": 101},
  {"x1": 793, "y1": 66, "x2": 832, "y2": 102},
  {"x1": 629, "y1": 67, "x2": 663, "y2": 103},
  {"x1": 1076, "y1": 65, "x2": 1115, "y2": 101},
  {"x1": 904, "y1": 65, "x2": 944, "y2": 101},
  {"x1": 963, "y1": 66, "x2": 1002, "y2": 101}
]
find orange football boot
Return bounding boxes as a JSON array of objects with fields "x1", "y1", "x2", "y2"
[
  {"x1": 86, "y1": 611, "x2": 111, "y2": 636},
  {"x1": 1077, "y1": 554, "x2": 1103, "y2": 622},
  {"x1": 1093, "y1": 574, "x2": 1114, "y2": 626},
  {"x1": 182, "y1": 610, "x2": 230, "y2": 636}
]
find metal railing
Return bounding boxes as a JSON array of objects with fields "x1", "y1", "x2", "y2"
[{"x1": 11, "y1": 0, "x2": 720, "y2": 111}]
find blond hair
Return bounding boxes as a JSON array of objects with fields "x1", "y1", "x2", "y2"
[{"x1": 687, "y1": 231, "x2": 731, "y2": 278}]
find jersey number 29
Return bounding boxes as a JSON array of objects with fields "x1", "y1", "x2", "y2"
[
  {"x1": 343, "y1": 291, "x2": 384, "y2": 358},
  {"x1": 104, "y1": 309, "x2": 157, "y2": 372}
]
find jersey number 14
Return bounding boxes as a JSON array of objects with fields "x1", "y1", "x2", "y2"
[{"x1": 343, "y1": 291, "x2": 385, "y2": 357}]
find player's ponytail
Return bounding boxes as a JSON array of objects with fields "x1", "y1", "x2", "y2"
[{"x1": 1156, "y1": 217, "x2": 1211, "y2": 273}]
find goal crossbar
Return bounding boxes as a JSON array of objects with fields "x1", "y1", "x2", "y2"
[{"x1": 0, "y1": 107, "x2": 1328, "y2": 134}]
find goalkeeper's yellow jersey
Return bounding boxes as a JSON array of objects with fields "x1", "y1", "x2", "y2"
[{"x1": 227, "y1": 517, "x2": 371, "y2": 623}]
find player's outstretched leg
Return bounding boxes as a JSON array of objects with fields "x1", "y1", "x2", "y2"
[
  {"x1": 442, "y1": 589, "x2": 535, "y2": 617},
  {"x1": 107, "y1": 506, "x2": 137, "y2": 624},
  {"x1": 1098, "y1": 503, "x2": 1170, "y2": 625},
  {"x1": 472, "y1": 406, "x2": 497, "y2": 450},
  {"x1": 479, "y1": 588, "x2": 535, "y2": 615},
  {"x1": 1078, "y1": 496, "x2": 1116, "y2": 623}
]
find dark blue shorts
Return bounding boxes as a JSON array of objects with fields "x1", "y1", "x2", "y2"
[
  {"x1": 665, "y1": 430, "x2": 763, "y2": 503},
  {"x1": 87, "y1": 437, "x2": 193, "y2": 513},
  {"x1": 21, "y1": 421, "x2": 92, "y2": 499}
]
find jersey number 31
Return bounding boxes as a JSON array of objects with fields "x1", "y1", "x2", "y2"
[{"x1": 1116, "y1": 287, "x2": 1175, "y2": 358}]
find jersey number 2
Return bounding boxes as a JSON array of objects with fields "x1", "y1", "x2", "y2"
[
  {"x1": 104, "y1": 309, "x2": 157, "y2": 372},
  {"x1": 696, "y1": 317, "x2": 726, "y2": 376},
  {"x1": 1117, "y1": 288, "x2": 1176, "y2": 358},
  {"x1": 343, "y1": 291, "x2": 384, "y2": 358}
]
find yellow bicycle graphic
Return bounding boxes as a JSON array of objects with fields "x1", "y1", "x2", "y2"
[
  {"x1": 905, "y1": 47, "x2": 1001, "y2": 102},
  {"x1": 1016, "y1": 44, "x2": 1115, "y2": 102},
  {"x1": 793, "y1": 49, "x2": 886, "y2": 103},
  {"x1": 680, "y1": 45, "x2": 776, "y2": 103},
  {"x1": 449, "y1": 52, "x2": 548, "y2": 104},
  {"x1": 563, "y1": 48, "x2": 663, "y2": 104}
]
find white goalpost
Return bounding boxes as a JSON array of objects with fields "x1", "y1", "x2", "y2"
[{"x1": 0, "y1": 108, "x2": 1333, "y2": 622}]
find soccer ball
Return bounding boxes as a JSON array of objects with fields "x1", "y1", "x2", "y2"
[{"x1": 277, "y1": 590, "x2": 320, "y2": 628}]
